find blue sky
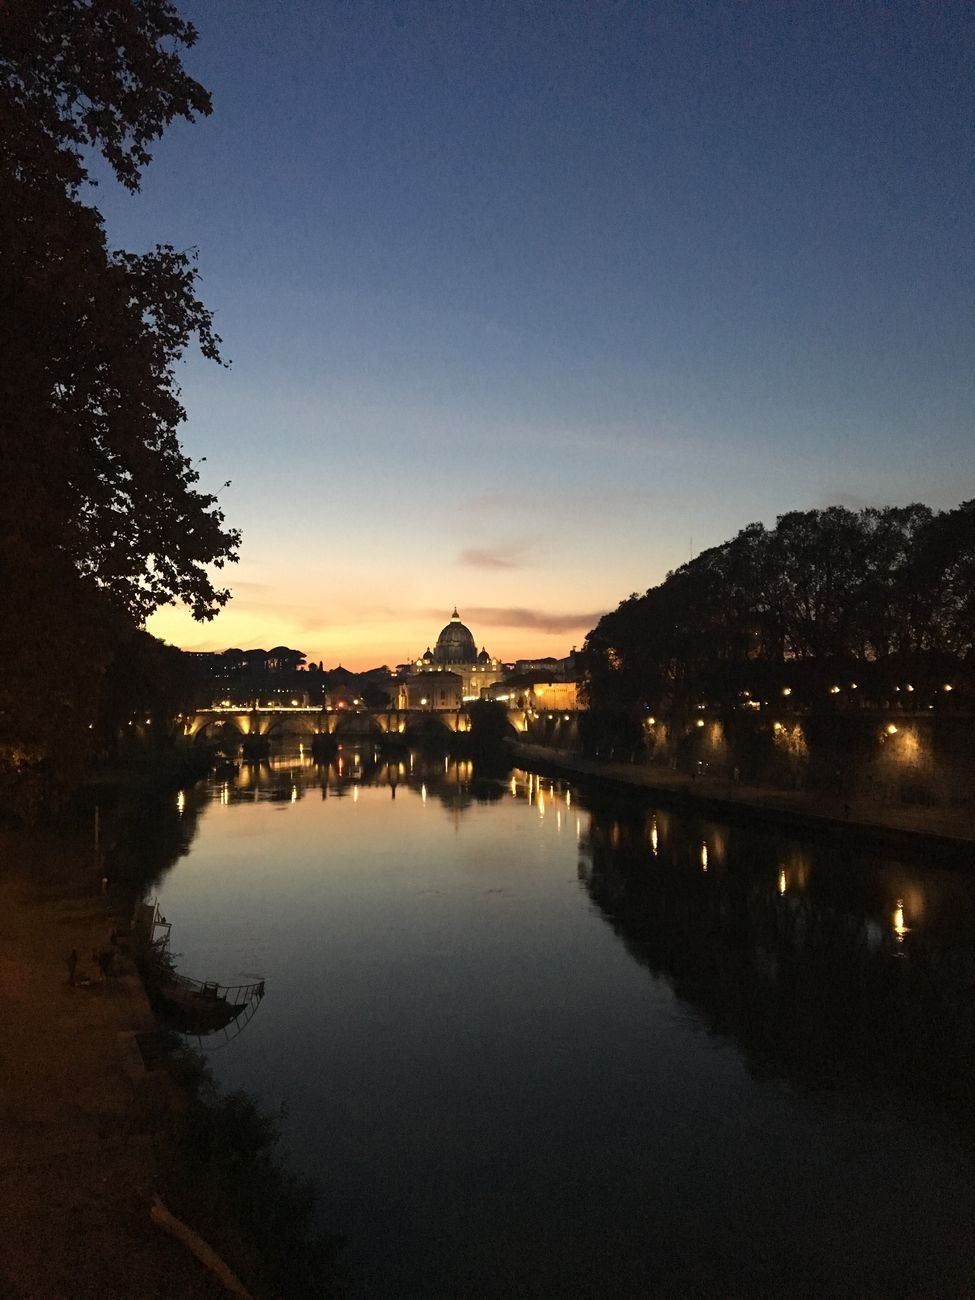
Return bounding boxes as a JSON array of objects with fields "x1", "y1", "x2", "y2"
[{"x1": 95, "y1": 0, "x2": 973, "y2": 667}]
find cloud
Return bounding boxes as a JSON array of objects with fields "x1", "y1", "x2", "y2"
[
  {"x1": 458, "y1": 539, "x2": 538, "y2": 569},
  {"x1": 459, "y1": 606, "x2": 606, "y2": 636}
]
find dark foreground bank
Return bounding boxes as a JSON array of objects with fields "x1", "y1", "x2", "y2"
[{"x1": 0, "y1": 813, "x2": 340, "y2": 1300}]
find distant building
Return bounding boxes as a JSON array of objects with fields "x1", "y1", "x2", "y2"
[
  {"x1": 488, "y1": 678, "x2": 581, "y2": 713},
  {"x1": 410, "y1": 609, "x2": 504, "y2": 702},
  {"x1": 397, "y1": 672, "x2": 464, "y2": 712},
  {"x1": 511, "y1": 656, "x2": 562, "y2": 676},
  {"x1": 511, "y1": 653, "x2": 578, "y2": 679}
]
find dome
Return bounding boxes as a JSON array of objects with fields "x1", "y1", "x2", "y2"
[
  {"x1": 434, "y1": 608, "x2": 477, "y2": 665},
  {"x1": 477, "y1": 647, "x2": 490, "y2": 663}
]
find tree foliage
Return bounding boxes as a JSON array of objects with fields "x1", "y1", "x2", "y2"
[
  {"x1": 583, "y1": 503, "x2": 975, "y2": 718},
  {"x1": 1, "y1": 0, "x2": 239, "y2": 622},
  {"x1": 0, "y1": 0, "x2": 239, "y2": 810}
]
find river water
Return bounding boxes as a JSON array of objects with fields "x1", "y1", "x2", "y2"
[{"x1": 140, "y1": 745, "x2": 975, "y2": 1297}]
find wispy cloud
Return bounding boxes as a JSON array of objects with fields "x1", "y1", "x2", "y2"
[
  {"x1": 458, "y1": 538, "x2": 538, "y2": 569},
  {"x1": 460, "y1": 606, "x2": 606, "y2": 635}
]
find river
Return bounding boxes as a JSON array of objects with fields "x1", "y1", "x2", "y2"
[{"x1": 136, "y1": 744, "x2": 975, "y2": 1297}]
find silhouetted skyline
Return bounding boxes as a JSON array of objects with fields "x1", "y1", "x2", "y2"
[{"x1": 93, "y1": 0, "x2": 973, "y2": 668}]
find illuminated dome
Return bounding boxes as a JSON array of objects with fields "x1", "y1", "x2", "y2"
[{"x1": 433, "y1": 608, "x2": 477, "y2": 665}]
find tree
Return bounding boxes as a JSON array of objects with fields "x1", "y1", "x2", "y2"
[
  {"x1": 1, "y1": 0, "x2": 239, "y2": 622},
  {"x1": 266, "y1": 647, "x2": 308, "y2": 676},
  {"x1": 582, "y1": 502, "x2": 975, "y2": 722},
  {"x1": 0, "y1": 1, "x2": 239, "y2": 809}
]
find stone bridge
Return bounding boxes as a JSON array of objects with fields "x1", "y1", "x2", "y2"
[{"x1": 184, "y1": 705, "x2": 535, "y2": 743}]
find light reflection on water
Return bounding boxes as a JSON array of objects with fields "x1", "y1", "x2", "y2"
[{"x1": 146, "y1": 747, "x2": 975, "y2": 1298}]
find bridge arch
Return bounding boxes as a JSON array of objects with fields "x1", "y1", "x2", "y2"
[
  {"x1": 402, "y1": 711, "x2": 454, "y2": 740},
  {"x1": 258, "y1": 713, "x2": 323, "y2": 739},
  {"x1": 190, "y1": 717, "x2": 246, "y2": 746},
  {"x1": 332, "y1": 712, "x2": 385, "y2": 740}
]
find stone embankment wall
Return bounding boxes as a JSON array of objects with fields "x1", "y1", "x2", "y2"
[{"x1": 567, "y1": 710, "x2": 975, "y2": 813}]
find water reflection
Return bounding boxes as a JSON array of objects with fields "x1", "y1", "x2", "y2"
[
  {"x1": 120, "y1": 752, "x2": 975, "y2": 1128},
  {"x1": 140, "y1": 746, "x2": 975, "y2": 1298},
  {"x1": 579, "y1": 802, "x2": 975, "y2": 1117},
  {"x1": 221, "y1": 747, "x2": 517, "y2": 816},
  {"x1": 105, "y1": 779, "x2": 205, "y2": 895}
]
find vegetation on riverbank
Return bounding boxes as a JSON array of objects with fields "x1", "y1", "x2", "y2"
[
  {"x1": 583, "y1": 503, "x2": 975, "y2": 722},
  {"x1": 1, "y1": 1, "x2": 239, "y2": 818},
  {"x1": 0, "y1": 803, "x2": 341, "y2": 1299},
  {"x1": 154, "y1": 1041, "x2": 343, "y2": 1300}
]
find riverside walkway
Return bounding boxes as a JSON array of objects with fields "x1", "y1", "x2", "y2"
[
  {"x1": 510, "y1": 743, "x2": 975, "y2": 855},
  {"x1": 0, "y1": 828, "x2": 226, "y2": 1299}
]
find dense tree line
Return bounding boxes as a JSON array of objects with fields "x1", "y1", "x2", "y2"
[
  {"x1": 1, "y1": 2, "x2": 237, "y2": 811},
  {"x1": 192, "y1": 647, "x2": 311, "y2": 706},
  {"x1": 583, "y1": 504, "x2": 975, "y2": 719}
]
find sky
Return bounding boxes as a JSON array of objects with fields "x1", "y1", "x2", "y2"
[{"x1": 95, "y1": 0, "x2": 973, "y2": 670}]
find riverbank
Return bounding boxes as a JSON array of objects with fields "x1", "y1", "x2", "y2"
[
  {"x1": 0, "y1": 825, "x2": 228, "y2": 1299},
  {"x1": 0, "y1": 813, "x2": 340, "y2": 1300},
  {"x1": 509, "y1": 743, "x2": 975, "y2": 859}
]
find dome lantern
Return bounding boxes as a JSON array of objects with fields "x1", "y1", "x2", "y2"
[{"x1": 433, "y1": 609, "x2": 477, "y2": 665}]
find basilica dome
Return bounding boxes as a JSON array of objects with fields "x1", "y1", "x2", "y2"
[{"x1": 433, "y1": 608, "x2": 477, "y2": 665}]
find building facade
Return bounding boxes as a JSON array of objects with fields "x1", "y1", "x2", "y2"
[{"x1": 410, "y1": 609, "x2": 504, "y2": 702}]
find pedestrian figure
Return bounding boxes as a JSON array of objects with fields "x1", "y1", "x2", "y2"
[{"x1": 67, "y1": 948, "x2": 78, "y2": 986}]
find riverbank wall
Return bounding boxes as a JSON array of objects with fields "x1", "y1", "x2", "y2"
[{"x1": 594, "y1": 707, "x2": 972, "y2": 798}]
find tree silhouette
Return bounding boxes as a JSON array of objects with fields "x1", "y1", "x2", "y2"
[
  {"x1": 583, "y1": 503, "x2": 975, "y2": 730},
  {"x1": 0, "y1": 1, "x2": 239, "y2": 810}
]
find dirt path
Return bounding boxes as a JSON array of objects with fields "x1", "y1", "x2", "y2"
[{"x1": 0, "y1": 827, "x2": 225, "y2": 1300}]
